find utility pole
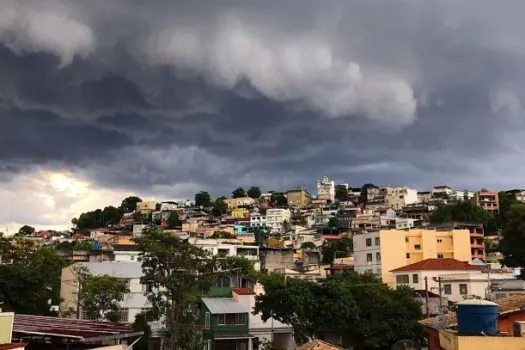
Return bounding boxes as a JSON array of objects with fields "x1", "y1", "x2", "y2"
[
  {"x1": 424, "y1": 276, "x2": 430, "y2": 317},
  {"x1": 487, "y1": 264, "x2": 492, "y2": 301},
  {"x1": 438, "y1": 277, "x2": 443, "y2": 311}
]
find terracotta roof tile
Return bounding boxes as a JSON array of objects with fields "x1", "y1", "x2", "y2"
[
  {"x1": 232, "y1": 288, "x2": 255, "y2": 295},
  {"x1": 297, "y1": 340, "x2": 343, "y2": 350},
  {"x1": 390, "y1": 258, "x2": 481, "y2": 273}
]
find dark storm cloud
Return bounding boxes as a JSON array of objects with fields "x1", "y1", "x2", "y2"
[{"x1": 2, "y1": 0, "x2": 525, "y2": 202}]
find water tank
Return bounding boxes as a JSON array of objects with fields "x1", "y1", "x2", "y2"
[{"x1": 456, "y1": 299, "x2": 498, "y2": 335}]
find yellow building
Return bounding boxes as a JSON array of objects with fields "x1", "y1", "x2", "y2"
[
  {"x1": 231, "y1": 209, "x2": 249, "y2": 218},
  {"x1": 439, "y1": 330, "x2": 525, "y2": 350},
  {"x1": 286, "y1": 189, "x2": 312, "y2": 209},
  {"x1": 136, "y1": 201, "x2": 157, "y2": 214},
  {"x1": 353, "y1": 229, "x2": 472, "y2": 287},
  {"x1": 224, "y1": 197, "x2": 256, "y2": 209}
]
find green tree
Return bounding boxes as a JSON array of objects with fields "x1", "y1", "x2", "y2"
[
  {"x1": 430, "y1": 201, "x2": 498, "y2": 234},
  {"x1": 216, "y1": 255, "x2": 256, "y2": 277},
  {"x1": 0, "y1": 239, "x2": 64, "y2": 315},
  {"x1": 132, "y1": 313, "x2": 152, "y2": 350},
  {"x1": 254, "y1": 228, "x2": 270, "y2": 246},
  {"x1": 134, "y1": 229, "x2": 216, "y2": 350},
  {"x1": 17, "y1": 225, "x2": 35, "y2": 236},
  {"x1": 232, "y1": 187, "x2": 247, "y2": 198},
  {"x1": 271, "y1": 193, "x2": 287, "y2": 207},
  {"x1": 121, "y1": 196, "x2": 143, "y2": 213},
  {"x1": 254, "y1": 272, "x2": 422, "y2": 349},
  {"x1": 194, "y1": 191, "x2": 212, "y2": 207},
  {"x1": 76, "y1": 266, "x2": 130, "y2": 320},
  {"x1": 300, "y1": 242, "x2": 316, "y2": 250},
  {"x1": 335, "y1": 185, "x2": 348, "y2": 202},
  {"x1": 247, "y1": 186, "x2": 262, "y2": 199},
  {"x1": 500, "y1": 204, "x2": 525, "y2": 274},
  {"x1": 496, "y1": 191, "x2": 519, "y2": 230},
  {"x1": 75, "y1": 206, "x2": 124, "y2": 230},
  {"x1": 167, "y1": 212, "x2": 182, "y2": 228},
  {"x1": 321, "y1": 237, "x2": 353, "y2": 264},
  {"x1": 358, "y1": 183, "x2": 378, "y2": 204},
  {"x1": 211, "y1": 231, "x2": 236, "y2": 239},
  {"x1": 211, "y1": 198, "x2": 228, "y2": 217},
  {"x1": 328, "y1": 217, "x2": 340, "y2": 228}
]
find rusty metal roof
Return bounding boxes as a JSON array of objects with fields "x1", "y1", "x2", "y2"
[{"x1": 13, "y1": 314, "x2": 136, "y2": 340}]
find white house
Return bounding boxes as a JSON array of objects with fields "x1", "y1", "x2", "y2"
[
  {"x1": 250, "y1": 213, "x2": 267, "y2": 228},
  {"x1": 132, "y1": 224, "x2": 147, "y2": 237},
  {"x1": 113, "y1": 244, "x2": 141, "y2": 262},
  {"x1": 188, "y1": 238, "x2": 260, "y2": 270},
  {"x1": 384, "y1": 187, "x2": 418, "y2": 210},
  {"x1": 316, "y1": 176, "x2": 335, "y2": 203},
  {"x1": 353, "y1": 231, "x2": 382, "y2": 277},
  {"x1": 266, "y1": 209, "x2": 291, "y2": 234}
]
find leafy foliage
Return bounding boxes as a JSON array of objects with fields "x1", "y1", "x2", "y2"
[
  {"x1": 121, "y1": 196, "x2": 143, "y2": 213},
  {"x1": 76, "y1": 266, "x2": 130, "y2": 320},
  {"x1": 300, "y1": 241, "x2": 316, "y2": 250},
  {"x1": 211, "y1": 231, "x2": 236, "y2": 239},
  {"x1": 429, "y1": 202, "x2": 498, "y2": 233},
  {"x1": 271, "y1": 193, "x2": 287, "y2": 207},
  {"x1": 328, "y1": 217, "x2": 340, "y2": 228},
  {"x1": 335, "y1": 185, "x2": 348, "y2": 202},
  {"x1": 55, "y1": 240, "x2": 93, "y2": 251},
  {"x1": 321, "y1": 237, "x2": 353, "y2": 264},
  {"x1": 253, "y1": 228, "x2": 271, "y2": 246},
  {"x1": 358, "y1": 183, "x2": 378, "y2": 204},
  {"x1": 74, "y1": 206, "x2": 124, "y2": 230},
  {"x1": 254, "y1": 272, "x2": 422, "y2": 349},
  {"x1": 17, "y1": 225, "x2": 35, "y2": 236},
  {"x1": 500, "y1": 204, "x2": 525, "y2": 275},
  {"x1": 496, "y1": 191, "x2": 519, "y2": 230},
  {"x1": 232, "y1": 187, "x2": 247, "y2": 198},
  {"x1": 194, "y1": 191, "x2": 212, "y2": 207},
  {"x1": 167, "y1": 211, "x2": 182, "y2": 228},
  {"x1": 211, "y1": 198, "x2": 228, "y2": 217},
  {"x1": 247, "y1": 186, "x2": 262, "y2": 199},
  {"x1": 0, "y1": 238, "x2": 64, "y2": 315},
  {"x1": 132, "y1": 313, "x2": 152, "y2": 350}
]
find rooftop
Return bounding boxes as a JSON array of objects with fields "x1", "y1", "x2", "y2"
[
  {"x1": 232, "y1": 288, "x2": 256, "y2": 295},
  {"x1": 79, "y1": 261, "x2": 143, "y2": 278},
  {"x1": 390, "y1": 258, "x2": 481, "y2": 272},
  {"x1": 201, "y1": 298, "x2": 249, "y2": 314},
  {"x1": 297, "y1": 340, "x2": 343, "y2": 350}
]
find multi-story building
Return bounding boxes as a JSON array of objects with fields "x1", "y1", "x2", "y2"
[
  {"x1": 286, "y1": 189, "x2": 312, "y2": 209},
  {"x1": 384, "y1": 187, "x2": 418, "y2": 210},
  {"x1": 431, "y1": 185, "x2": 453, "y2": 198},
  {"x1": 136, "y1": 200, "x2": 157, "y2": 214},
  {"x1": 366, "y1": 188, "x2": 386, "y2": 206},
  {"x1": 448, "y1": 190, "x2": 475, "y2": 202},
  {"x1": 266, "y1": 209, "x2": 291, "y2": 234},
  {"x1": 353, "y1": 229, "x2": 472, "y2": 287},
  {"x1": 224, "y1": 197, "x2": 256, "y2": 210},
  {"x1": 351, "y1": 210, "x2": 381, "y2": 232},
  {"x1": 471, "y1": 190, "x2": 499, "y2": 215},
  {"x1": 506, "y1": 189, "x2": 525, "y2": 203},
  {"x1": 417, "y1": 191, "x2": 432, "y2": 203},
  {"x1": 316, "y1": 177, "x2": 335, "y2": 203},
  {"x1": 188, "y1": 238, "x2": 261, "y2": 270},
  {"x1": 249, "y1": 213, "x2": 267, "y2": 228},
  {"x1": 160, "y1": 201, "x2": 178, "y2": 211},
  {"x1": 428, "y1": 223, "x2": 486, "y2": 261}
]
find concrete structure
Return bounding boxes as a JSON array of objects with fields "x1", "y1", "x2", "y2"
[
  {"x1": 316, "y1": 177, "x2": 335, "y2": 203},
  {"x1": 266, "y1": 209, "x2": 291, "y2": 233},
  {"x1": 224, "y1": 197, "x2": 256, "y2": 209},
  {"x1": 286, "y1": 189, "x2": 312, "y2": 209},
  {"x1": 60, "y1": 262, "x2": 152, "y2": 324},
  {"x1": 160, "y1": 201, "x2": 178, "y2": 211},
  {"x1": 136, "y1": 201, "x2": 156, "y2": 214},
  {"x1": 249, "y1": 213, "x2": 267, "y2": 228},
  {"x1": 353, "y1": 229, "x2": 472, "y2": 287},
  {"x1": 471, "y1": 190, "x2": 499, "y2": 215},
  {"x1": 429, "y1": 223, "x2": 486, "y2": 261},
  {"x1": 384, "y1": 187, "x2": 418, "y2": 210},
  {"x1": 188, "y1": 238, "x2": 260, "y2": 270},
  {"x1": 432, "y1": 185, "x2": 453, "y2": 198},
  {"x1": 438, "y1": 329, "x2": 525, "y2": 350},
  {"x1": 112, "y1": 244, "x2": 140, "y2": 262},
  {"x1": 449, "y1": 190, "x2": 475, "y2": 202},
  {"x1": 418, "y1": 191, "x2": 432, "y2": 203},
  {"x1": 506, "y1": 189, "x2": 525, "y2": 203}
]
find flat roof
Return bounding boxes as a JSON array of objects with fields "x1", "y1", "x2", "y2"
[
  {"x1": 13, "y1": 314, "x2": 139, "y2": 341},
  {"x1": 201, "y1": 298, "x2": 249, "y2": 314}
]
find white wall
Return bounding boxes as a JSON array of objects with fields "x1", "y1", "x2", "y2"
[
  {"x1": 353, "y1": 232, "x2": 381, "y2": 276},
  {"x1": 113, "y1": 251, "x2": 140, "y2": 262}
]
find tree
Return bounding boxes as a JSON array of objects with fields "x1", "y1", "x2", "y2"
[
  {"x1": 254, "y1": 272, "x2": 422, "y2": 349},
  {"x1": 328, "y1": 217, "x2": 340, "y2": 228},
  {"x1": 75, "y1": 206, "x2": 124, "y2": 230},
  {"x1": 335, "y1": 185, "x2": 348, "y2": 202},
  {"x1": 254, "y1": 228, "x2": 270, "y2": 246},
  {"x1": 167, "y1": 212, "x2": 182, "y2": 228},
  {"x1": 300, "y1": 242, "x2": 316, "y2": 250},
  {"x1": 134, "y1": 229, "x2": 217, "y2": 350},
  {"x1": 232, "y1": 187, "x2": 247, "y2": 198},
  {"x1": 500, "y1": 204, "x2": 525, "y2": 274},
  {"x1": 358, "y1": 183, "x2": 378, "y2": 204},
  {"x1": 271, "y1": 193, "x2": 287, "y2": 207},
  {"x1": 76, "y1": 266, "x2": 130, "y2": 320},
  {"x1": 132, "y1": 313, "x2": 152, "y2": 350},
  {"x1": 121, "y1": 196, "x2": 143, "y2": 213},
  {"x1": 0, "y1": 239, "x2": 64, "y2": 315},
  {"x1": 321, "y1": 237, "x2": 353, "y2": 264},
  {"x1": 247, "y1": 186, "x2": 262, "y2": 199},
  {"x1": 194, "y1": 191, "x2": 212, "y2": 207},
  {"x1": 282, "y1": 220, "x2": 292, "y2": 233},
  {"x1": 211, "y1": 198, "x2": 228, "y2": 217},
  {"x1": 430, "y1": 202, "x2": 498, "y2": 234},
  {"x1": 211, "y1": 231, "x2": 236, "y2": 239},
  {"x1": 496, "y1": 191, "x2": 519, "y2": 230},
  {"x1": 17, "y1": 225, "x2": 35, "y2": 236}
]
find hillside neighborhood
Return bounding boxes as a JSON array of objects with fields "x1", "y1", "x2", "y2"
[{"x1": 3, "y1": 178, "x2": 525, "y2": 349}]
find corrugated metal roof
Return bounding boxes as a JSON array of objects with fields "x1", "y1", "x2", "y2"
[
  {"x1": 201, "y1": 298, "x2": 249, "y2": 314},
  {"x1": 80, "y1": 261, "x2": 143, "y2": 278}
]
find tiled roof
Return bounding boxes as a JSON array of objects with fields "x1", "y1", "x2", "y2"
[
  {"x1": 232, "y1": 288, "x2": 255, "y2": 295},
  {"x1": 419, "y1": 294, "x2": 525, "y2": 328},
  {"x1": 390, "y1": 258, "x2": 481, "y2": 272},
  {"x1": 0, "y1": 343, "x2": 28, "y2": 350},
  {"x1": 296, "y1": 340, "x2": 343, "y2": 350}
]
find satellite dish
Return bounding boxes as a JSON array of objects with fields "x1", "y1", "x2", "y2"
[
  {"x1": 432, "y1": 314, "x2": 449, "y2": 330},
  {"x1": 391, "y1": 339, "x2": 419, "y2": 350}
]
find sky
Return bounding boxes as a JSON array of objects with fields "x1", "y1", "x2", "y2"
[{"x1": 2, "y1": 0, "x2": 525, "y2": 232}]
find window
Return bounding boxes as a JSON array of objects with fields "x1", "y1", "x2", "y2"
[
  {"x1": 443, "y1": 284, "x2": 452, "y2": 295},
  {"x1": 205, "y1": 312, "x2": 210, "y2": 329},
  {"x1": 459, "y1": 284, "x2": 468, "y2": 295},
  {"x1": 141, "y1": 308, "x2": 154, "y2": 321},
  {"x1": 366, "y1": 253, "x2": 373, "y2": 262},
  {"x1": 405, "y1": 237, "x2": 409, "y2": 243},
  {"x1": 113, "y1": 308, "x2": 129, "y2": 322},
  {"x1": 437, "y1": 253, "x2": 444, "y2": 259},
  {"x1": 217, "y1": 313, "x2": 246, "y2": 325},
  {"x1": 412, "y1": 274, "x2": 419, "y2": 284},
  {"x1": 396, "y1": 275, "x2": 409, "y2": 284},
  {"x1": 130, "y1": 255, "x2": 135, "y2": 261},
  {"x1": 366, "y1": 238, "x2": 372, "y2": 247},
  {"x1": 376, "y1": 252, "x2": 381, "y2": 262},
  {"x1": 437, "y1": 239, "x2": 443, "y2": 243},
  {"x1": 406, "y1": 253, "x2": 411, "y2": 259},
  {"x1": 375, "y1": 237, "x2": 380, "y2": 245},
  {"x1": 414, "y1": 244, "x2": 421, "y2": 250}
]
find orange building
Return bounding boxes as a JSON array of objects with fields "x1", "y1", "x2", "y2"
[{"x1": 471, "y1": 190, "x2": 499, "y2": 215}]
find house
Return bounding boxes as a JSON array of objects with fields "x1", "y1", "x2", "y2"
[
  {"x1": 353, "y1": 229, "x2": 472, "y2": 287},
  {"x1": 471, "y1": 190, "x2": 499, "y2": 215},
  {"x1": 506, "y1": 189, "x2": 525, "y2": 203},
  {"x1": 384, "y1": 187, "x2": 418, "y2": 210},
  {"x1": 200, "y1": 297, "x2": 253, "y2": 350},
  {"x1": 250, "y1": 213, "x2": 267, "y2": 228},
  {"x1": 59, "y1": 262, "x2": 152, "y2": 325},
  {"x1": 136, "y1": 201, "x2": 156, "y2": 214},
  {"x1": 286, "y1": 189, "x2": 312, "y2": 209},
  {"x1": 266, "y1": 209, "x2": 291, "y2": 234},
  {"x1": 418, "y1": 191, "x2": 432, "y2": 203},
  {"x1": 224, "y1": 198, "x2": 256, "y2": 210},
  {"x1": 428, "y1": 223, "x2": 486, "y2": 261},
  {"x1": 432, "y1": 185, "x2": 453, "y2": 198},
  {"x1": 0, "y1": 312, "x2": 26, "y2": 350},
  {"x1": 296, "y1": 339, "x2": 343, "y2": 350},
  {"x1": 390, "y1": 258, "x2": 484, "y2": 302},
  {"x1": 112, "y1": 244, "x2": 140, "y2": 262},
  {"x1": 188, "y1": 238, "x2": 260, "y2": 270},
  {"x1": 316, "y1": 177, "x2": 335, "y2": 203}
]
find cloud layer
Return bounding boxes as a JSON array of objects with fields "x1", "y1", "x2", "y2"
[{"x1": 2, "y1": 0, "x2": 525, "y2": 230}]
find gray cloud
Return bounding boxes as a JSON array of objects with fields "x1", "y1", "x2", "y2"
[{"x1": 2, "y1": 0, "x2": 525, "y2": 229}]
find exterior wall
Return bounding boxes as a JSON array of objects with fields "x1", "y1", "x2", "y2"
[
  {"x1": 266, "y1": 209, "x2": 291, "y2": 233},
  {"x1": 250, "y1": 213, "x2": 267, "y2": 228},
  {"x1": 317, "y1": 177, "x2": 335, "y2": 203},
  {"x1": 0, "y1": 312, "x2": 14, "y2": 344},
  {"x1": 136, "y1": 201, "x2": 156, "y2": 213},
  {"x1": 224, "y1": 197, "x2": 256, "y2": 209},
  {"x1": 261, "y1": 249, "x2": 295, "y2": 272},
  {"x1": 113, "y1": 251, "x2": 140, "y2": 262},
  {"x1": 438, "y1": 330, "x2": 525, "y2": 350},
  {"x1": 385, "y1": 187, "x2": 418, "y2": 210},
  {"x1": 354, "y1": 229, "x2": 472, "y2": 287},
  {"x1": 286, "y1": 190, "x2": 311, "y2": 209},
  {"x1": 471, "y1": 191, "x2": 499, "y2": 215}
]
